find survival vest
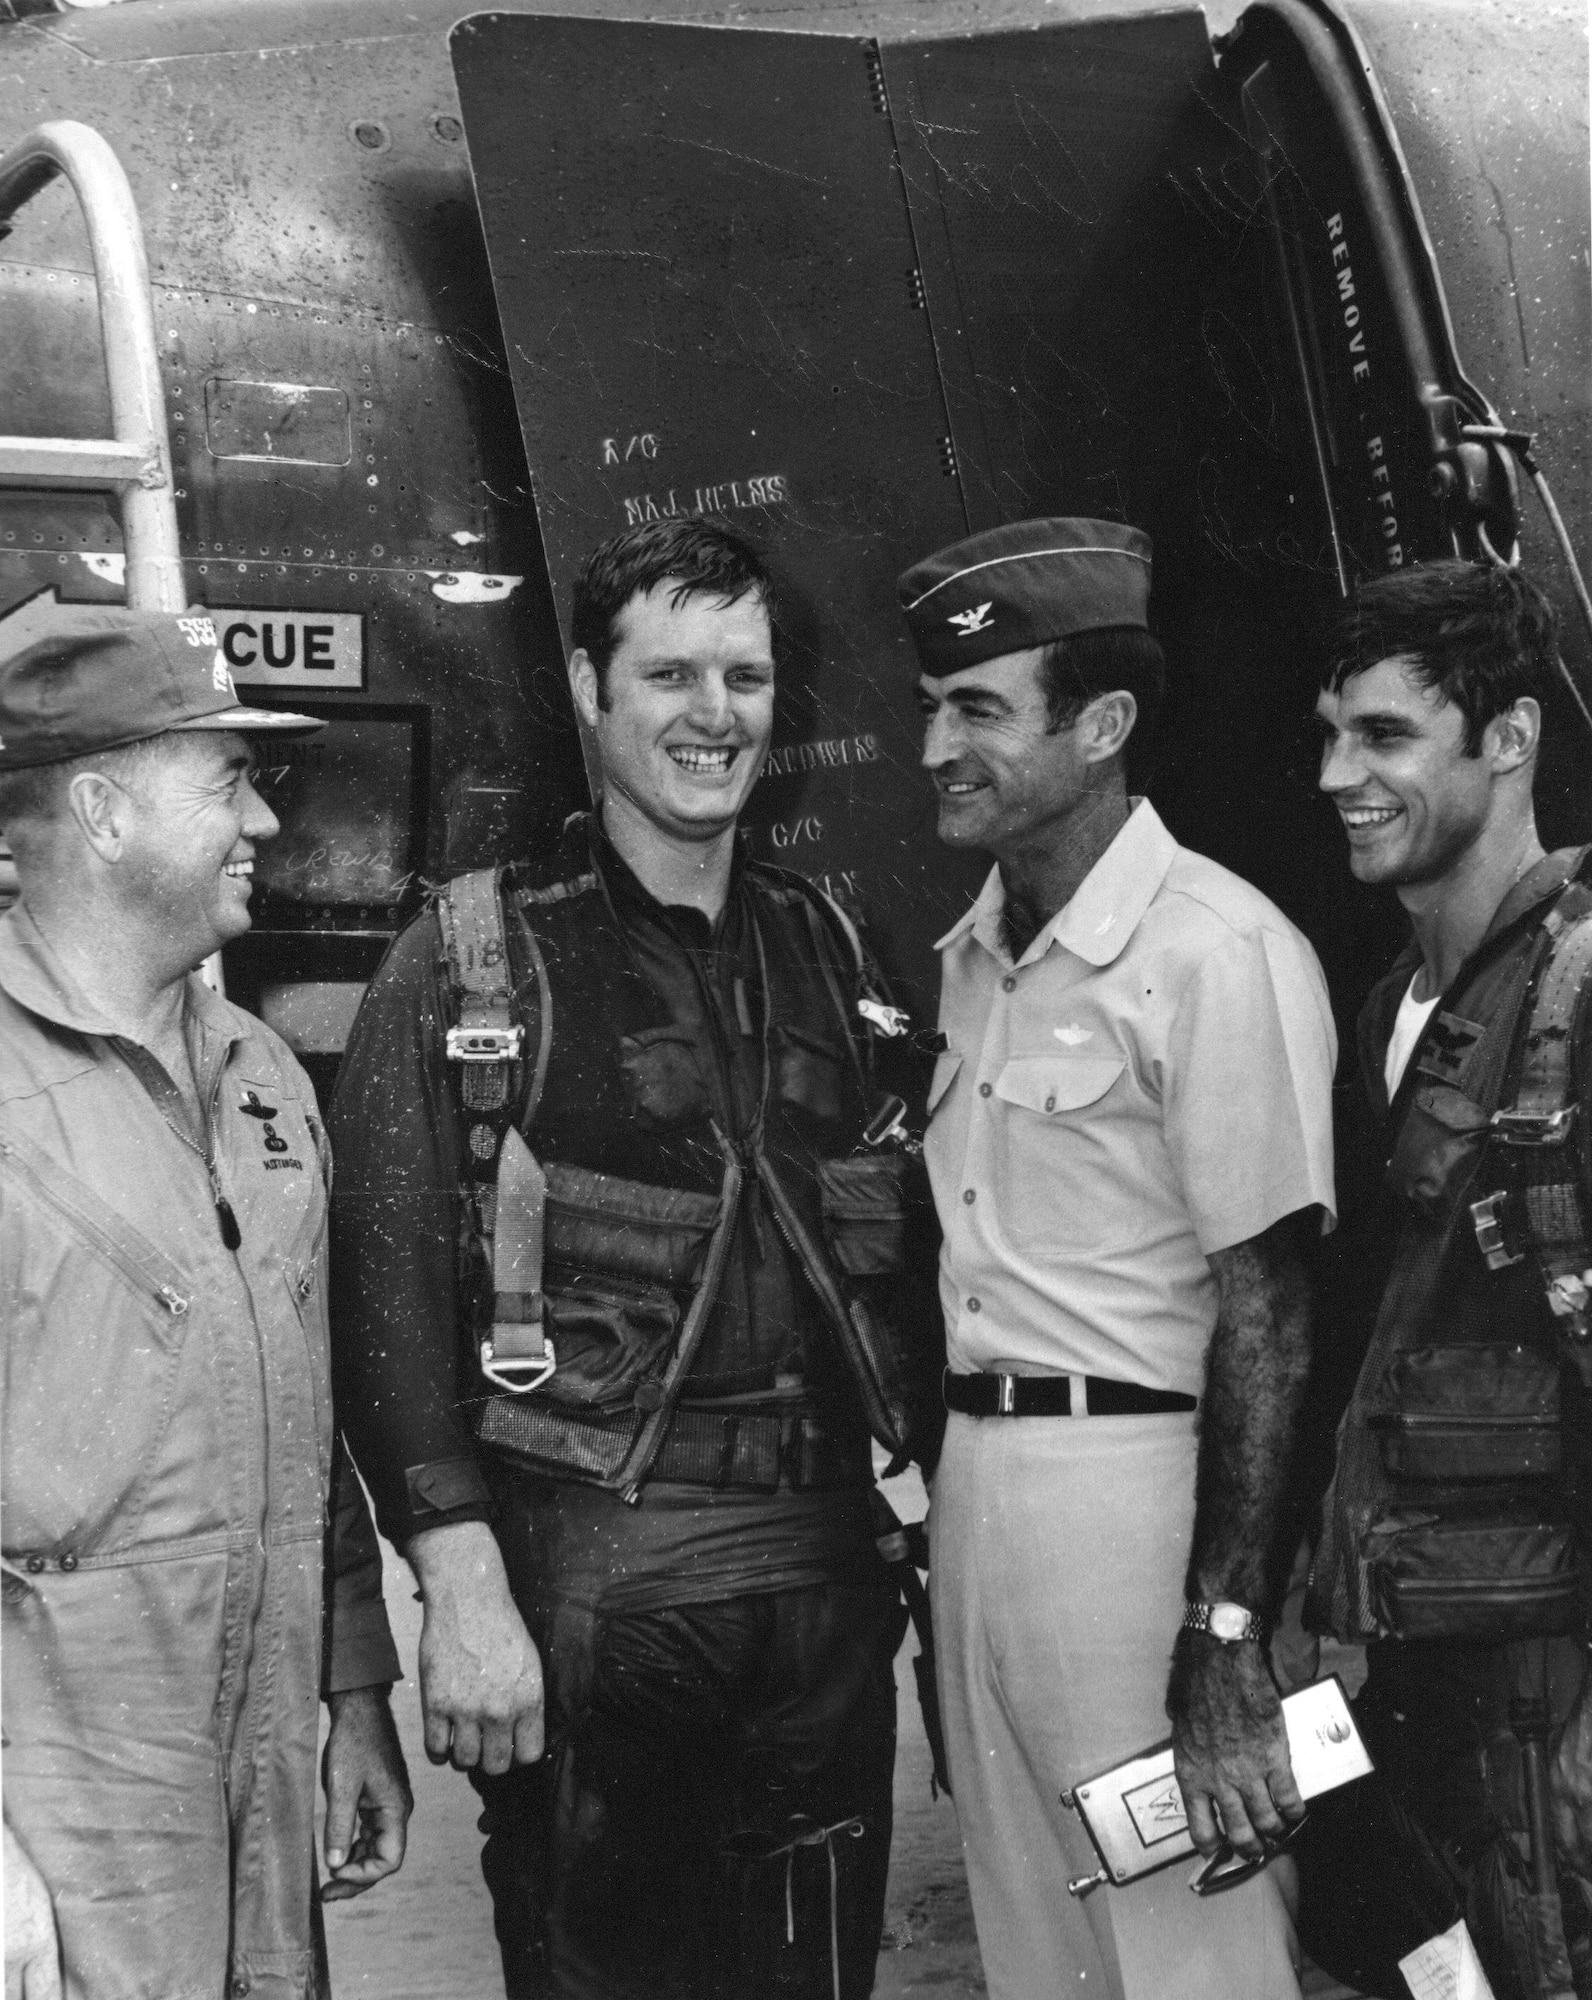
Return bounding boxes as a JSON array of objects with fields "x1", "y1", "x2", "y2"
[
  {"x1": 436, "y1": 830, "x2": 926, "y2": 1504},
  {"x1": 1311, "y1": 851, "x2": 1592, "y2": 1644}
]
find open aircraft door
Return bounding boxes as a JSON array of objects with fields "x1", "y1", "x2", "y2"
[
  {"x1": 451, "y1": 0, "x2": 1588, "y2": 1026},
  {"x1": 449, "y1": 17, "x2": 990, "y2": 1024},
  {"x1": 1221, "y1": 0, "x2": 1592, "y2": 832}
]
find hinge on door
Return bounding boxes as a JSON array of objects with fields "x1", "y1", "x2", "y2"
[
  {"x1": 908, "y1": 269, "x2": 927, "y2": 310},
  {"x1": 864, "y1": 45, "x2": 889, "y2": 115},
  {"x1": 937, "y1": 437, "x2": 958, "y2": 479}
]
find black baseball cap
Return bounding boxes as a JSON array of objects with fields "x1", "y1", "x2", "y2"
[
  {"x1": 0, "y1": 592, "x2": 323, "y2": 772},
  {"x1": 899, "y1": 518, "x2": 1152, "y2": 676}
]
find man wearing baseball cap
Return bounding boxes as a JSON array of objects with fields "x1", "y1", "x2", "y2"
[
  {"x1": 0, "y1": 593, "x2": 410, "y2": 2000},
  {"x1": 902, "y1": 522, "x2": 1337, "y2": 1997}
]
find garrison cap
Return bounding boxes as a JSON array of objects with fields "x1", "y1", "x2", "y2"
[
  {"x1": 899, "y1": 517, "x2": 1152, "y2": 675},
  {"x1": 0, "y1": 591, "x2": 322, "y2": 772}
]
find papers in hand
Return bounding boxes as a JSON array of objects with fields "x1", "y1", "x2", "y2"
[
  {"x1": 1398, "y1": 1919, "x2": 1498, "y2": 2000},
  {"x1": 1060, "y1": 1675, "x2": 1373, "y2": 1891}
]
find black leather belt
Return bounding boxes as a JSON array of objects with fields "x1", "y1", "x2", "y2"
[{"x1": 942, "y1": 1368, "x2": 1197, "y2": 1418}]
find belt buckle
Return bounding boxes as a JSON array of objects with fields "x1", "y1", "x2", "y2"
[{"x1": 995, "y1": 1372, "x2": 1017, "y2": 1416}]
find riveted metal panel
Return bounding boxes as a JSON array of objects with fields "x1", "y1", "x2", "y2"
[{"x1": 0, "y1": 7, "x2": 589, "y2": 1027}]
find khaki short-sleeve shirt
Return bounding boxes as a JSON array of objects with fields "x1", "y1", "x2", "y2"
[{"x1": 926, "y1": 800, "x2": 1337, "y2": 1395}]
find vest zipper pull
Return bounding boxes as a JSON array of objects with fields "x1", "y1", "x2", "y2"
[
  {"x1": 207, "y1": 1153, "x2": 241, "y2": 1250},
  {"x1": 734, "y1": 976, "x2": 756, "y2": 1039}
]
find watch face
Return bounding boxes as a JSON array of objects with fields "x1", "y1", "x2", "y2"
[{"x1": 1209, "y1": 1603, "x2": 1249, "y2": 1642}]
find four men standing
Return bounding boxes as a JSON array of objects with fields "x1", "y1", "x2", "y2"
[{"x1": 10, "y1": 528, "x2": 1592, "y2": 2000}]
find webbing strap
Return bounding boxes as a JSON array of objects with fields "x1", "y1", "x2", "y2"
[
  {"x1": 439, "y1": 868, "x2": 556, "y2": 1393},
  {"x1": 438, "y1": 869, "x2": 520, "y2": 1113},
  {"x1": 483, "y1": 1127, "x2": 553, "y2": 1392},
  {"x1": 1507, "y1": 909, "x2": 1592, "y2": 1363}
]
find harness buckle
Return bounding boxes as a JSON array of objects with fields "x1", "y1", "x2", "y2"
[
  {"x1": 447, "y1": 1025, "x2": 525, "y2": 1064},
  {"x1": 1491, "y1": 1106, "x2": 1577, "y2": 1147},
  {"x1": 862, "y1": 1095, "x2": 910, "y2": 1148},
  {"x1": 996, "y1": 1372, "x2": 1017, "y2": 1415},
  {"x1": 480, "y1": 1329, "x2": 557, "y2": 1395},
  {"x1": 1547, "y1": 1270, "x2": 1592, "y2": 1323},
  {"x1": 858, "y1": 997, "x2": 911, "y2": 1038},
  {"x1": 1470, "y1": 1190, "x2": 1526, "y2": 1270}
]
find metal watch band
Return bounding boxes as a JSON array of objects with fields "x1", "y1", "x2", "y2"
[{"x1": 1182, "y1": 1600, "x2": 1265, "y2": 1644}]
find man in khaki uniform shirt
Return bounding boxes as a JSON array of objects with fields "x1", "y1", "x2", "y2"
[{"x1": 898, "y1": 519, "x2": 1336, "y2": 2000}]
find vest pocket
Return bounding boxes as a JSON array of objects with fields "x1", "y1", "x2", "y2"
[
  {"x1": 775, "y1": 1024, "x2": 855, "y2": 1125},
  {"x1": 619, "y1": 1028, "x2": 712, "y2": 1130},
  {"x1": 540, "y1": 1274, "x2": 680, "y2": 1411},
  {"x1": 1387, "y1": 1084, "x2": 1491, "y2": 1219},
  {"x1": 1371, "y1": 1344, "x2": 1562, "y2": 1482},
  {"x1": 816, "y1": 1154, "x2": 909, "y2": 1276},
  {"x1": 543, "y1": 1161, "x2": 721, "y2": 1286},
  {"x1": 535, "y1": 1163, "x2": 722, "y2": 1410},
  {"x1": 1366, "y1": 1505, "x2": 1584, "y2": 1640}
]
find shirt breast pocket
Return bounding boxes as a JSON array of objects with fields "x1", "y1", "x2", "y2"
[{"x1": 992, "y1": 1052, "x2": 1127, "y2": 1250}]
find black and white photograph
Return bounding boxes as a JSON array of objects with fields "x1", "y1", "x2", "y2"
[{"x1": 2, "y1": 1, "x2": 1588, "y2": 1995}]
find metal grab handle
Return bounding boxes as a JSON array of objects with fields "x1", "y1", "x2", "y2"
[{"x1": 0, "y1": 119, "x2": 182, "y2": 611}]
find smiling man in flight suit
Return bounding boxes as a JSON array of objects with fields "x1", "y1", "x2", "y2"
[
  {"x1": 900, "y1": 518, "x2": 1338, "y2": 2000},
  {"x1": 329, "y1": 517, "x2": 939, "y2": 2000}
]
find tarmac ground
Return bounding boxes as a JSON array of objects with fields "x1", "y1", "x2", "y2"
[{"x1": 322, "y1": 1460, "x2": 1362, "y2": 2000}]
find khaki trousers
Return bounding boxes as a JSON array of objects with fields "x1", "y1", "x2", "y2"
[{"x1": 930, "y1": 1408, "x2": 1302, "y2": 2000}]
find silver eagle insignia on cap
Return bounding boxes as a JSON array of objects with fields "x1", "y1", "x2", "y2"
[{"x1": 947, "y1": 602, "x2": 994, "y2": 635}]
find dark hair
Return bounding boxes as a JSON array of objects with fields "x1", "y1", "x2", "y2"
[
  {"x1": 1323, "y1": 559, "x2": 1560, "y2": 755},
  {"x1": 571, "y1": 517, "x2": 778, "y2": 706},
  {"x1": 1038, "y1": 625, "x2": 1166, "y2": 788}
]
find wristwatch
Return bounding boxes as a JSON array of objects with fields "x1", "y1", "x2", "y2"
[{"x1": 1182, "y1": 1600, "x2": 1265, "y2": 1644}]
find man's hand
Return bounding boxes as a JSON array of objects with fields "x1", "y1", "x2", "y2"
[
  {"x1": 1551, "y1": 1675, "x2": 1592, "y2": 1879},
  {"x1": 321, "y1": 1685, "x2": 413, "y2": 1902},
  {"x1": 4, "y1": 1820, "x2": 60, "y2": 2000},
  {"x1": 1168, "y1": 1633, "x2": 1303, "y2": 1859},
  {"x1": 1166, "y1": 1213, "x2": 1313, "y2": 1859},
  {"x1": 407, "y1": 1520, "x2": 544, "y2": 1773}
]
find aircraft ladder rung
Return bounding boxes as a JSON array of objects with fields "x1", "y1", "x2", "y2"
[{"x1": 0, "y1": 434, "x2": 159, "y2": 490}]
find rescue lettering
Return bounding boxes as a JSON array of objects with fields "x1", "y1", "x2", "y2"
[
  {"x1": 216, "y1": 609, "x2": 363, "y2": 689},
  {"x1": 762, "y1": 733, "x2": 880, "y2": 777}
]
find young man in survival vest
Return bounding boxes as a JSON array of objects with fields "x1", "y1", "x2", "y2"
[
  {"x1": 1306, "y1": 558, "x2": 1592, "y2": 1996},
  {"x1": 328, "y1": 516, "x2": 943, "y2": 2000}
]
